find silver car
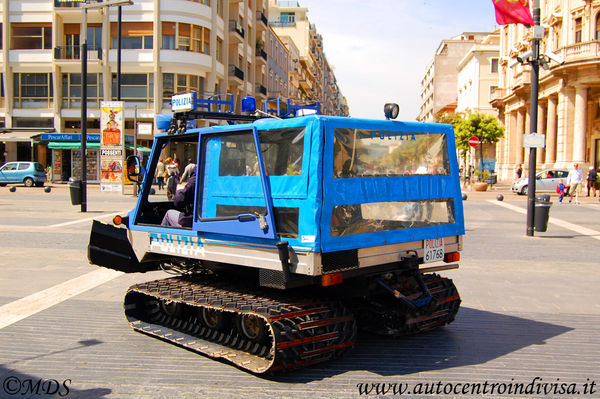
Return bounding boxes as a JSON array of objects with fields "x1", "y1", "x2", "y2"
[{"x1": 511, "y1": 169, "x2": 569, "y2": 195}]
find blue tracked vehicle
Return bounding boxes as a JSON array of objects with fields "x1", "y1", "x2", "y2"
[{"x1": 88, "y1": 95, "x2": 465, "y2": 374}]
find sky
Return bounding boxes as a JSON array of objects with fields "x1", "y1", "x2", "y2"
[{"x1": 296, "y1": 0, "x2": 500, "y2": 120}]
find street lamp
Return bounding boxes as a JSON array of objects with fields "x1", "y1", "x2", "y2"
[{"x1": 80, "y1": 0, "x2": 133, "y2": 212}]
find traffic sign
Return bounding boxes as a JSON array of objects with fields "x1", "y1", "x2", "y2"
[{"x1": 468, "y1": 136, "x2": 480, "y2": 148}]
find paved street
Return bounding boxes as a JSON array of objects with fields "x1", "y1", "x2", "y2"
[{"x1": 0, "y1": 184, "x2": 599, "y2": 398}]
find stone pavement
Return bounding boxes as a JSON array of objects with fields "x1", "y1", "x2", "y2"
[{"x1": 0, "y1": 183, "x2": 598, "y2": 398}]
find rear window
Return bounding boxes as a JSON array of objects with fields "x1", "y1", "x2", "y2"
[
  {"x1": 34, "y1": 163, "x2": 45, "y2": 172},
  {"x1": 333, "y1": 128, "x2": 449, "y2": 178}
]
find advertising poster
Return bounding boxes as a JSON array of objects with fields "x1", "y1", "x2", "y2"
[{"x1": 100, "y1": 101, "x2": 124, "y2": 191}]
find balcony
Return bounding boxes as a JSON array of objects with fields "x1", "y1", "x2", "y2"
[
  {"x1": 229, "y1": 20, "x2": 245, "y2": 43},
  {"x1": 54, "y1": 46, "x2": 102, "y2": 61},
  {"x1": 277, "y1": 1, "x2": 300, "y2": 7},
  {"x1": 256, "y1": 84, "x2": 267, "y2": 97},
  {"x1": 269, "y1": 19, "x2": 296, "y2": 27},
  {"x1": 256, "y1": 48, "x2": 267, "y2": 64},
  {"x1": 560, "y1": 40, "x2": 600, "y2": 62},
  {"x1": 256, "y1": 11, "x2": 268, "y2": 29},
  {"x1": 228, "y1": 65, "x2": 244, "y2": 83},
  {"x1": 54, "y1": 0, "x2": 84, "y2": 7},
  {"x1": 489, "y1": 88, "x2": 506, "y2": 103}
]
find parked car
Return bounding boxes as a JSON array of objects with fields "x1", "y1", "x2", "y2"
[
  {"x1": 511, "y1": 168, "x2": 569, "y2": 195},
  {"x1": 0, "y1": 161, "x2": 47, "y2": 187}
]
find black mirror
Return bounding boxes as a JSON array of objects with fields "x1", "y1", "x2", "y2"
[{"x1": 126, "y1": 155, "x2": 143, "y2": 182}]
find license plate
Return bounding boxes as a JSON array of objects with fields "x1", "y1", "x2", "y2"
[{"x1": 424, "y1": 238, "x2": 444, "y2": 263}]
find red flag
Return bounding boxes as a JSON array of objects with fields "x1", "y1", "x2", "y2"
[{"x1": 492, "y1": 0, "x2": 534, "y2": 25}]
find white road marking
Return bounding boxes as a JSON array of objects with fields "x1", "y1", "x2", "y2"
[
  {"x1": 46, "y1": 212, "x2": 125, "y2": 228},
  {"x1": 0, "y1": 268, "x2": 122, "y2": 330},
  {"x1": 488, "y1": 200, "x2": 600, "y2": 241}
]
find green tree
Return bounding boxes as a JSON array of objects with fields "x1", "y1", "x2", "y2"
[{"x1": 436, "y1": 111, "x2": 505, "y2": 170}]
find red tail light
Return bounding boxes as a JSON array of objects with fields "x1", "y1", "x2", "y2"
[
  {"x1": 321, "y1": 272, "x2": 343, "y2": 287},
  {"x1": 444, "y1": 252, "x2": 460, "y2": 263}
]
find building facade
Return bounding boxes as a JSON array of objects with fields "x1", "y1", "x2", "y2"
[
  {"x1": 456, "y1": 32, "x2": 501, "y2": 171},
  {"x1": 0, "y1": 0, "x2": 347, "y2": 181},
  {"x1": 491, "y1": 0, "x2": 600, "y2": 180},
  {"x1": 418, "y1": 32, "x2": 491, "y2": 122},
  {"x1": 268, "y1": 0, "x2": 347, "y2": 116}
]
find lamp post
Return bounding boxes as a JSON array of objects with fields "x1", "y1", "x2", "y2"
[
  {"x1": 80, "y1": 0, "x2": 133, "y2": 212},
  {"x1": 526, "y1": 0, "x2": 541, "y2": 236}
]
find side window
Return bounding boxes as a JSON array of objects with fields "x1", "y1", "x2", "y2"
[
  {"x1": 133, "y1": 134, "x2": 199, "y2": 226},
  {"x1": 2, "y1": 163, "x2": 17, "y2": 171},
  {"x1": 18, "y1": 163, "x2": 29, "y2": 170}
]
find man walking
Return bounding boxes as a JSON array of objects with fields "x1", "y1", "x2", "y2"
[
  {"x1": 567, "y1": 163, "x2": 584, "y2": 204},
  {"x1": 586, "y1": 166, "x2": 597, "y2": 197}
]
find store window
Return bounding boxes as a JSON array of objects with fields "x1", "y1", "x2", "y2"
[
  {"x1": 575, "y1": 17, "x2": 582, "y2": 43},
  {"x1": 111, "y1": 22, "x2": 153, "y2": 49},
  {"x1": 62, "y1": 73, "x2": 103, "y2": 108},
  {"x1": 13, "y1": 73, "x2": 53, "y2": 108},
  {"x1": 11, "y1": 23, "x2": 52, "y2": 49},
  {"x1": 112, "y1": 73, "x2": 154, "y2": 108}
]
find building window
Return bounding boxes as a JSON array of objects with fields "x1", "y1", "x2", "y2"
[
  {"x1": 491, "y1": 58, "x2": 499, "y2": 73},
  {"x1": 280, "y1": 12, "x2": 295, "y2": 24},
  {"x1": 62, "y1": 73, "x2": 103, "y2": 109},
  {"x1": 0, "y1": 24, "x2": 2, "y2": 49},
  {"x1": 11, "y1": 23, "x2": 52, "y2": 49},
  {"x1": 111, "y1": 22, "x2": 153, "y2": 49},
  {"x1": 0, "y1": 73, "x2": 4, "y2": 107},
  {"x1": 61, "y1": 24, "x2": 102, "y2": 59},
  {"x1": 112, "y1": 73, "x2": 154, "y2": 108},
  {"x1": 162, "y1": 22, "x2": 210, "y2": 54},
  {"x1": 162, "y1": 73, "x2": 204, "y2": 109},
  {"x1": 489, "y1": 85, "x2": 498, "y2": 99},
  {"x1": 216, "y1": 37, "x2": 223, "y2": 63},
  {"x1": 575, "y1": 17, "x2": 582, "y2": 43},
  {"x1": 13, "y1": 73, "x2": 53, "y2": 108},
  {"x1": 217, "y1": 0, "x2": 223, "y2": 17},
  {"x1": 596, "y1": 13, "x2": 600, "y2": 40}
]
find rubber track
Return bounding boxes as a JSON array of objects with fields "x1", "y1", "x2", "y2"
[
  {"x1": 353, "y1": 273, "x2": 461, "y2": 336},
  {"x1": 123, "y1": 276, "x2": 356, "y2": 374}
]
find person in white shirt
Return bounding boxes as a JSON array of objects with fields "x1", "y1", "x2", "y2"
[
  {"x1": 566, "y1": 163, "x2": 584, "y2": 204},
  {"x1": 180, "y1": 158, "x2": 196, "y2": 182}
]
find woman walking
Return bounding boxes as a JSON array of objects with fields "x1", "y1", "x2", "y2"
[{"x1": 165, "y1": 157, "x2": 179, "y2": 200}]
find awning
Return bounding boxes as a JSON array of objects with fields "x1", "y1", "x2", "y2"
[
  {"x1": 0, "y1": 131, "x2": 43, "y2": 143},
  {"x1": 47, "y1": 142, "x2": 151, "y2": 153}
]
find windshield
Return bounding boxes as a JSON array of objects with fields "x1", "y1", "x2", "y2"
[{"x1": 333, "y1": 128, "x2": 449, "y2": 178}]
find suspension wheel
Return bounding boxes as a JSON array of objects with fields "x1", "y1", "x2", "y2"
[
  {"x1": 160, "y1": 300, "x2": 183, "y2": 317},
  {"x1": 201, "y1": 307, "x2": 227, "y2": 330},
  {"x1": 237, "y1": 314, "x2": 268, "y2": 343}
]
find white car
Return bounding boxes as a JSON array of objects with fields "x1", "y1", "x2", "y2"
[{"x1": 511, "y1": 169, "x2": 569, "y2": 195}]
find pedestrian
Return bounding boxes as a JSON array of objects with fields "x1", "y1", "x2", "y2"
[
  {"x1": 156, "y1": 158, "x2": 165, "y2": 191},
  {"x1": 566, "y1": 163, "x2": 584, "y2": 204},
  {"x1": 516, "y1": 164, "x2": 523, "y2": 179},
  {"x1": 165, "y1": 157, "x2": 180, "y2": 200},
  {"x1": 586, "y1": 166, "x2": 597, "y2": 197},
  {"x1": 180, "y1": 158, "x2": 196, "y2": 182},
  {"x1": 556, "y1": 179, "x2": 566, "y2": 203}
]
